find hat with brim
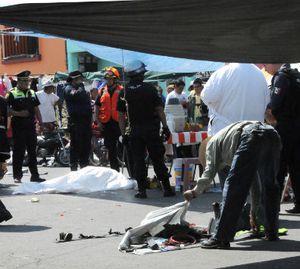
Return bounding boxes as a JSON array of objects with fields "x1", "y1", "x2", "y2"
[
  {"x1": 68, "y1": 70, "x2": 84, "y2": 79},
  {"x1": 16, "y1": 70, "x2": 31, "y2": 81},
  {"x1": 43, "y1": 79, "x2": 56, "y2": 88}
]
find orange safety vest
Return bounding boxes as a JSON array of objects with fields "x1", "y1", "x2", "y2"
[{"x1": 98, "y1": 84, "x2": 122, "y2": 123}]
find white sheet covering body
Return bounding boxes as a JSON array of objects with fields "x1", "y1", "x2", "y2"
[{"x1": 13, "y1": 166, "x2": 136, "y2": 194}]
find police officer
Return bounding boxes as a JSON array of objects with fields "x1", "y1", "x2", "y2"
[
  {"x1": 117, "y1": 60, "x2": 175, "y2": 198},
  {"x1": 95, "y1": 67, "x2": 123, "y2": 171},
  {"x1": 6, "y1": 71, "x2": 44, "y2": 183},
  {"x1": 64, "y1": 71, "x2": 92, "y2": 171},
  {"x1": 267, "y1": 63, "x2": 300, "y2": 213},
  {"x1": 0, "y1": 96, "x2": 13, "y2": 223}
]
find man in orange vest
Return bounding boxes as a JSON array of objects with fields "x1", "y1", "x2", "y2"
[{"x1": 95, "y1": 67, "x2": 123, "y2": 171}]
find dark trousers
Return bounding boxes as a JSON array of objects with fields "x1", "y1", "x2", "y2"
[
  {"x1": 0, "y1": 129, "x2": 10, "y2": 162},
  {"x1": 12, "y1": 123, "x2": 39, "y2": 179},
  {"x1": 69, "y1": 119, "x2": 91, "y2": 169},
  {"x1": 130, "y1": 126, "x2": 171, "y2": 193},
  {"x1": 276, "y1": 122, "x2": 300, "y2": 206},
  {"x1": 103, "y1": 120, "x2": 121, "y2": 172},
  {"x1": 215, "y1": 123, "x2": 281, "y2": 241}
]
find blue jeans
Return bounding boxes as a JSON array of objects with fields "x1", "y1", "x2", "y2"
[{"x1": 215, "y1": 123, "x2": 281, "y2": 241}]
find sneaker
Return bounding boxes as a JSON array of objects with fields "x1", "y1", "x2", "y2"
[
  {"x1": 200, "y1": 238, "x2": 230, "y2": 249},
  {"x1": 285, "y1": 205, "x2": 300, "y2": 214},
  {"x1": 14, "y1": 178, "x2": 22, "y2": 183},
  {"x1": 134, "y1": 192, "x2": 147, "y2": 199},
  {"x1": 163, "y1": 190, "x2": 176, "y2": 197},
  {"x1": 30, "y1": 177, "x2": 46, "y2": 183}
]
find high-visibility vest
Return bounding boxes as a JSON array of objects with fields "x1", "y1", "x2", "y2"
[
  {"x1": 98, "y1": 84, "x2": 122, "y2": 123},
  {"x1": 10, "y1": 88, "x2": 35, "y2": 99}
]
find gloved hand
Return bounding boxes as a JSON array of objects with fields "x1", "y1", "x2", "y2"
[
  {"x1": 162, "y1": 126, "x2": 171, "y2": 141},
  {"x1": 122, "y1": 135, "x2": 129, "y2": 145}
]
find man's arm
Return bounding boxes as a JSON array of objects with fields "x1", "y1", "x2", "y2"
[
  {"x1": 200, "y1": 71, "x2": 222, "y2": 106},
  {"x1": 184, "y1": 138, "x2": 219, "y2": 200},
  {"x1": 34, "y1": 106, "x2": 42, "y2": 124},
  {"x1": 118, "y1": 112, "x2": 126, "y2": 136},
  {"x1": 155, "y1": 106, "x2": 168, "y2": 128},
  {"x1": 268, "y1": 73, "x2": 289, "y2": 120}
]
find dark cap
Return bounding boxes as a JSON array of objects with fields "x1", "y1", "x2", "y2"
[
  {"x1": 68, "y1": 70, "x2": 84, "y2": 79},
  {"x1": 16, "y1": 70, "x2": 31, "y2": 81}
]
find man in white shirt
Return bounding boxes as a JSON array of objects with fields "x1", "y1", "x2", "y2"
[
  {"x1": 166, "y1": 79, "x2": 188, "y2": 111},
  {"x1": 201, "y1": 63, "x2": 270, "y2": 136},
  {"x1": 201, "y1": 63, "x2": 270, "y2": 188},
  {"x1": 36, "y1": 80, "x2": 60, "y2": 129}
]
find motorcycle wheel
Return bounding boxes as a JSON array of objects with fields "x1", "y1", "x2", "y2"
[{"x1": 55, "y1": 148, "x2": 70, "y2": 167}]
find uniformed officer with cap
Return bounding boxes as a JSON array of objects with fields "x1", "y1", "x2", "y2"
[
  {"x1": 0, "y1": 96, "x2": 13, "y2": 223},
  {"x1": 117, "y1": 60, "x2": 175, "y2": 199},
  {"x1": 6, "y1": 70, "x2": 45, "y2": 183},
  {"x1": 64, "y1": 70, "x2": 92, "y2": 171}
]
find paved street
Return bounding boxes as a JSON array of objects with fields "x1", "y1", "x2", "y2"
[{"x1": 0, "y1": 165, "x2": 299, "y2": 269}]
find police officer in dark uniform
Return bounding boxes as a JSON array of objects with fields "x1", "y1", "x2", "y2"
[
  {"x1": 117, "y1": 60, "x2": 175, "y2": 199},
  {"x1": 64, "y1": 71, "x2": 92, "y2": 171},
  {"x1": 267, "y1": 63, "x2": 300, "y2": 213},
  {"x1": 6, "y1": 71, "x2": 44, "y2": 183},
  {"x1": 0, "y1": 96, "x2": 13, "y2": 223}
]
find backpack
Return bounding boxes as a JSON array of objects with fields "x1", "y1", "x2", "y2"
[{"x1": 272, "y1": 67, "x2": 300, "y2": 119}]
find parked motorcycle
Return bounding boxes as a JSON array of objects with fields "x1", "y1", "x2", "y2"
[{"x1": 24, "y1": 128, "x2": 70, "y2": 167}]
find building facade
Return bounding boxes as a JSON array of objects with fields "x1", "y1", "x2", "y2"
[{"x1": 0, "y1": 26, "x2": 67, "y2": 76}]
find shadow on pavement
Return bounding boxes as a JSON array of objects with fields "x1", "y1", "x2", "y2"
[
  {"x1": 75, "y1": 189, "x2": 222, "y2": 213},
  {"x1": 232, "y1": 238, "x2": 300, "y2": 252},
  {"x1": 217, "y1": 255, "x2": 300, "y2": 269},
  {"x1": 0, "y1": 224, "x2": 51, "y2": 233}
]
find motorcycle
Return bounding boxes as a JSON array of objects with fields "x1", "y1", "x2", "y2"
[{"x1": 24, "y1": 128, "x2": 70, "y2": 167}]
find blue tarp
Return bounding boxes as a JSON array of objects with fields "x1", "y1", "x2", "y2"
[{"x1": 2, "y1": 31, "x2": 224, "y2": 73}]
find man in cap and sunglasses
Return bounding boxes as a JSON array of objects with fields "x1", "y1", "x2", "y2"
[
  {"x1": 64, "y1": 71, "x2": 92, "y2": 171},
  {"x1": 6, "y1": 71, "x2": 44, "y2": 183}
]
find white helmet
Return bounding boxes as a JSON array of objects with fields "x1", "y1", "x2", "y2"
[{"x1": 124, "y1": 60, "x2": 147, "y2": 76}]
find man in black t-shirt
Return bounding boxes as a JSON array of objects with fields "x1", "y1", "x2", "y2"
[
  {"x1": 0, "y1": 96, "x2": 13, "y2": 223},
  {"x1": 266, "y1": 63, "x2": 300, "y2": 213},
  {"x1": 6, "y1": 71, "x2": 44, "y2": 183},
  {"x1": 117, "y1": 60, "x2": 174, "y2": 199}
]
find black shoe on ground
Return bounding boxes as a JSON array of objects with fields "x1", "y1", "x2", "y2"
[
  {"x1": 134, "y1": 192, "x2": 147, "y2": 199},
  {"x1": 14, "y1": 178, "x2": 22, "y2": 183},
  {"x1": 200, "y1": 238, "x2": 230, "y2": 249},
  {"x1": 163, "y1": 190, "x2": 176, "y2": 197},
  {"x1": 30, "y1": 177, "x2": 46, "y2": 183},
  {"x1": 0, "y1": 209, "x2": 13, "y2": 223},
  {"x1": 264, "y1": 234, "x2": 279, "y2": 241},
  {"x1": 285, "y1": 205, "x2": 300, "y2": 214}
]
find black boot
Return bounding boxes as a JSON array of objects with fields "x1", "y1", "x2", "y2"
[
  {"x1": 161, "y1": 179, "x2": 175, "y2": 197},
  {"x1": 0, "y1": 200, "x2": 13, "y2": 223}
]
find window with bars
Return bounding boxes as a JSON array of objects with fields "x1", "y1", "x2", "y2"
[{"x1": 0, "y1": 28, "x2": 40, "y2": 63}]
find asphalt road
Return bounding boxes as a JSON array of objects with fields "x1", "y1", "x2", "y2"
[{"x1": 0, "y1": 165, "x2": 299, "y2": 269}]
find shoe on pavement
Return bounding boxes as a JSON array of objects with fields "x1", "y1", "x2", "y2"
[
  {"x1": 134, "y1": 192, "x2": 147, "y2": 199},
  {"x1": 30, "y1": 177, "x2": 46, "y2": 183},
  {"x1": 200, "y1": 238, "x2": 230, "y2": 249},
  {"x1": 14, "y1": 178, "x2": 22, "y2": 183},
  {"x1": 0, "y1": 202, "x2": 13, "y2": 223},
  {"x1": 264, "y1": 234, "x2": 279, "y2": 241},
  {"x1": 285, "y1": 205, "x2": 300, "y2": 214},
  {"x1": 163, "y1": 190, "x2": 176, "y2": 197}
]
